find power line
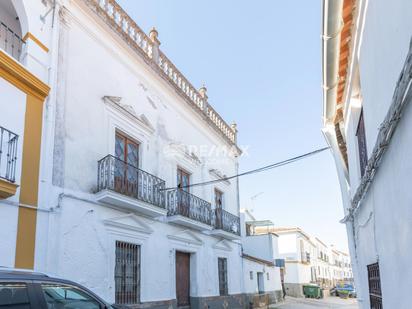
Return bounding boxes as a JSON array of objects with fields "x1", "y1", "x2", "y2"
[{"x1": 163, "y1": 146, "x2": 330, "y2": 191}]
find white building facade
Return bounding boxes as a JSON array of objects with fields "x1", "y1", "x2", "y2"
[
  {"x1": 0, "y1": 0, "x2": 254, "y2": 308},
  {"x1": 322, "y1": 0, "x2": 412, "y2": 308}
]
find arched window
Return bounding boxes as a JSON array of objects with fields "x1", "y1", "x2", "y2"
[{"x1": 0, "y1": 1, "x2": 24, "y2": 61}]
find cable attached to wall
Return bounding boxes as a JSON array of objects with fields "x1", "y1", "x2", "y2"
[{"x1": 162, "y1": 146, "x2": 330, "y2": 191}]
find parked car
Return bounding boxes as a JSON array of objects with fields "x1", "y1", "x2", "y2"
[
  {"x1": 0, "y1": 268, "x2": 114, "y2": 308},
  {"x1": 330, "y1": 283, "x2": 357, "y2": 298}
]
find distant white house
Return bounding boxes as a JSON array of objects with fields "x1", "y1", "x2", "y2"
[
  {"x1": 269, "y1": 228, "x2": 316, "y2": 297},
  {"x1": 240, "y1": 212, "x2": 283, "y2": 306}
]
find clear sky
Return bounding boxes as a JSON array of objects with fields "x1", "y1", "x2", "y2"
[{"x1": 118, "y1": 0, "x2": 348, "y2": 251}]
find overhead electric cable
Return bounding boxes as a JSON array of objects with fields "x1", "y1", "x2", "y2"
[{"x1": 163, "y1": 146, "x2": 330, "y2": 191}]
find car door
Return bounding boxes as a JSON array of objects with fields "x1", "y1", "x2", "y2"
[
  {"x1": 0, "y1": 280, "x2": 42, "y2": 308},
  {"x1": 33, "y1": 281, "x2": 107, "y2": 309}
]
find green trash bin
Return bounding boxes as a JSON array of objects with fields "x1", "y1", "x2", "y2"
[{"x1": 303, "y1": 285, "x2": 321, "y2": 299}]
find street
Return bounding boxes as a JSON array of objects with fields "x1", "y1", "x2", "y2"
[{"x1": 270, "y1": 297, "x2": 359, "y2": 309}]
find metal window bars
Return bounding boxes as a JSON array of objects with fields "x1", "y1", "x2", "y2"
[
  {"x1": 0, "y1": 21, "x2": 25, "y2": 61},
  {"x1": 0, "y1": 126, "x2": 19, "y2": 183},
  {"x1": 115, "y1": 241, "x2": 140, "y2": 304},
  {"x1": 368, "y1": 262, "x2": 383, "y2": 309}
]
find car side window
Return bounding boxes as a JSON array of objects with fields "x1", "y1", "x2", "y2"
[
  {"x1": 0, "y1": 283, "x2": 31, "y2": 308},
  {"x1": 41, "y1": 284, "x2": 101, "y2": 309}
]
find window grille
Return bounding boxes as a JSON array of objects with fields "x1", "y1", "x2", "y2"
[
  {"x1": 115, "y1": 241, "x2": 140, "y2": 304},
  {"x1": 357, "y1": 109, "x2": 368, "y2": 177},
  {"x1": 367, "y1": 262, "x2": 382, "y2": 309},
  {"x1": 218, "y1": 258, "x2": 228, "y2": 296}
]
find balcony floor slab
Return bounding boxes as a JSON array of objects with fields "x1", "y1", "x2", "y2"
[
  {"x1": 167, "y1": 215, "x2": 213, "y2": 232},
  {"x1": 95, "y1": 189, "x2": 167, "y2": 218},
  {"x1": 209, "y1": 229, "x2": 241, "y2": 240}
]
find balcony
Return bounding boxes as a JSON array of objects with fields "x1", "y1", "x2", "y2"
[
  {"x1": 210, "y1": 208, "x2": 241, "y2": 240},
  {"x1": 0, "y1": 21, "x2": 25, "y2": 62},
  {"x1": 95, "y1": 155, "x2": 167, "y2": 217},
  {"x1": 0, "y1": 126, "x2": 19, "y2": 198},
  {"x1": 166, "y1": 189, "x2": 212, "y2": 231}
]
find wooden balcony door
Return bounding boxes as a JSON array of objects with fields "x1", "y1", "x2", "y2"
[
  {"x1": 114, "y1": 132, "x2": 139, "y2": 197},
  {"x1": 175, "y1": 251, "x2": 190, "y2": 307},
  {"x1": 176, "y1": 168, "x2": 191, "y2": 216}
]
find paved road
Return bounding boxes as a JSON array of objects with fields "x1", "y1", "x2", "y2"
[{"x1": 270, "y1": 296, "x2": 359, "y2": 309}]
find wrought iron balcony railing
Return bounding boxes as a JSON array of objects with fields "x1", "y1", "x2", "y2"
[
  {"x1": 167, "y1": 189, "x2": 212, "y2": 225},
  {"x1": 97, "y1": 155, "x2": 166, "y2": 208},
  {"x1": 212, "y1": 208, "x2": 241, "y2": 236},
  {"x1": 0, "y1": 126, "x2": 19, "y2": 183},
  {"x1": 0, "y1": 21, "x2": 25, "y2": 61}
]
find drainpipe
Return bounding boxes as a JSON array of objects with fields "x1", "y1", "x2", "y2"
[{"x1": 322, "y1": 0, "x2": 344, "y2": 125}]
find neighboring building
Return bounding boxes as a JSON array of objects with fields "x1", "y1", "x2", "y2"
[
  {"x1": 0, "y1": 0, "x2": 52, "y2": 270},
  {"x1": 240, "y1": 212, "x2": 283, "y2": 306},
  {"x1": 242, "y1": 254, "x2": 282, "y2": 308},
  {"x1": 247, "y1": 222, "x2": 353, "y2": 298},
  {"x1": 270, "y1": 228, "x2": 316, "y2": 298},
  {"x1": 322, "y1": 0, "x2": 412, "y2": 308},
  {"x1": 313, "y1": 238, "x2": 332, "y2": 288},
  {"x1": 0, "y1": 0, "x2": 254, "y2": 308}
]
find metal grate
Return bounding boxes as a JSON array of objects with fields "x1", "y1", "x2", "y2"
[
  {"x1": 368, "y1": 262, "x2": 383, "y2": 309},
  {"x1": 115, "y1": 241, "x2": 140, "y2": 305},
  {"x1": 0, "y1": 126, "x2": 19, "y2": 183},
  {"x1": 356, "y1": 109, "x2": 368, "y2": 177},
  {"x1": 97, "y1": 155, "x2": 166, "y2": 208},
  {"x1": 218, "y1": 258, "x2": 228, "y2": 296},
  {"x1": 0, "y1": 21, "x2": 25, "y2": 61}
]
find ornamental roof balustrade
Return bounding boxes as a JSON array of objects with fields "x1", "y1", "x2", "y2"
[{"x1": 84, "y1": 0, "x2": 238, "y2": 145}]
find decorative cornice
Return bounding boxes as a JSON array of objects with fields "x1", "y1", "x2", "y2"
[
  {"x1": 102, "y1": 95, "x2": 155, "y2": 134},
  {"x1": 23, "y1": 32, "x2": 49, "y2": 53},
  {"x1": 0, "y1": 50, "x2": 50, "y2": 100}
]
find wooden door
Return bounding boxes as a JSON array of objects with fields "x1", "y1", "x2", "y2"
[{"x1": 175, "y1": 251, "x2": 190, "y2": 307}]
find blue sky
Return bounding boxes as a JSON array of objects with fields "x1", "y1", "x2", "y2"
[{"x1": 118, "y1": 0, "x2": 348, "y2": 251}]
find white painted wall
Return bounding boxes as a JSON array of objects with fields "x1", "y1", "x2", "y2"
[
  {"x1": 30, "y1": 0, "x2": 243, "y2": 305},
  {"x1": 330, "y1": 0, "x2": 412, "y2": 308},
  {"x1": 242, "y1": 258, "x2": 281, "y2": 294},
  {"x1": 242, "y1": 234, "x2": 279, "y2": 262}
]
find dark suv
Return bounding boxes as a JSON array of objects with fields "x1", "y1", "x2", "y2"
[{"x1": 0, "y1": 268, "x2": 113, "y2": 308}]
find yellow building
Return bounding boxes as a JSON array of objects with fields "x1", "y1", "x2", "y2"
[{"x1": 0, "y1": 0, "x2": 51, "y2": 269}]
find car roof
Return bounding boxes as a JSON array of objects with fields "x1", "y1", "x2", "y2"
[
  {"x1": 0, "y1": 268, "x2": 85, "y2": 287},
  {"x1": 0, "y1": 268, "x2": 109, "y2": 304}
]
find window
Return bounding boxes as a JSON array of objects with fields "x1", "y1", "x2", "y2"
[
  {"x1": 114, "y1": 132, "x2": 140, "y2": 197},
  {"x1": 356, "y1": 109, "x2": 368, "y2": 177},
  {"x1": 115, "y1": 131, "x2": 139, "y2": 167},
  {"x1": 249, "y1": 271, "x2": 253, "y2": 280},
  {"x1": 0, "y1": 283, "x2": 31, "y2": 308},
  {"x1": 41, "y1": 284, "x2": 100, "y2": 309},
  {"x1": 368, "y1": 262, "x2": 382, "y2": 309},
  {"x1": 266, "y1": 272, "x2": 269, "y2": 280},
  {"x1": 218, "y1": 258, "x2": 228, "y2": 296},
  {"x1": 214, "y1": 189, "x2": 224, "y2": 209},
  {"x1": 115, "y1": 241, "x2": 141, "y2": 304},
  {"x1": 177, "y1": 168, "x2": 190, "y2": 192}
]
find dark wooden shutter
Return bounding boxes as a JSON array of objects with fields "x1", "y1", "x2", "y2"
[
  {"x1": 218, "y1": 257, "x2": 228, "y2": 296},
  {"x1": 368, "y1": 262, "x2": 383, "y2": 309},
  {"x1": 356, "y1": 110, "x2": 368, "y2": 176},
  {"x1": 115, "y1": 241, "x2": 140, "y2": 304}
]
